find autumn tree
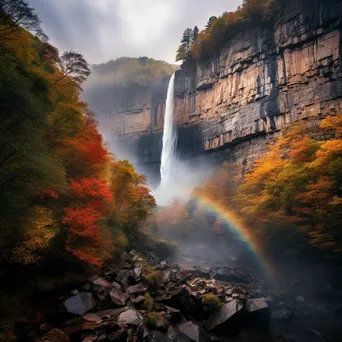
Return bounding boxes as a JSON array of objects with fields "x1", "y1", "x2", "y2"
[
  {"x1": 0, "y1": 0, "x2": 41, "y2": 41},
  {"x1": 53, "y1": 50, "x2": 91, "y2": 88}
]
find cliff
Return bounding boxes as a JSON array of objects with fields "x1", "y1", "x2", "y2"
[{"x1": 87, "y1": 0, "x2": 342, "y2": 179}]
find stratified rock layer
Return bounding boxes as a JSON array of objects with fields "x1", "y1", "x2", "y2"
[{"x1": 88, "y1": 0, "x2": 342, "y2": 175}]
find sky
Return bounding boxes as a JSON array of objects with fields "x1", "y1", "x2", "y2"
[{"x1": 28, "y1": 0, "x2": 242, "y2": 65}]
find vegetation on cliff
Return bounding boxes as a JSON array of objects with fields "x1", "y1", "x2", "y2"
[
  {"x1": 154, "y1": 116, "x2": 342, "y2": 253},
  {"x1": 85, "y1": 57, "x2": 177, "y2": 90},
  {"x1": 176, "y1": 0, "x2": 296, "y2": 63},
  {"x1": 0, "y1": 0, "x2": 155, "y2": 321}
]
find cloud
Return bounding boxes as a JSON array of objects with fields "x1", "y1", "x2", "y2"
[{"x1": 28, "y1": 0, "x2": 242, "y2": 64}]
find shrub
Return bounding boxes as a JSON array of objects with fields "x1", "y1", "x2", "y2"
[
  {"x1": 144, "y1": 312, "x2": 169, "y2": 331},
  {"x1": 201, "y1": 293, "x2": 223, "y2": 308},
  {"x1": 144, "y1": 268, "x2": 164, "y2": 291},
  {"x1": 142, "y1": 292, "x2": 154, "y2": 312}
]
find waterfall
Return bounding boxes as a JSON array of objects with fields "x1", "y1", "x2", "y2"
[{"x1": 160, "y1": 73, "x2": 176, "y2": 184}]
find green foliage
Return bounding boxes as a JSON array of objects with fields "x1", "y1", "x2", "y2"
[
  {"x1": 0, "y1": 0, "x2": 157, "y2": 325},
  {"x1": 85, "y1": 57, "x2": 177, "y2": 90},
  {"x1": 142, "y1": 292, "x2": 154, "y2": 312},
  {"x1": 201, "y1": 293, "x2": 223, "y2": 308},
  {"x1": 176, "y1": 0, "x2": 283, "y2": 63},
  {"x1": 144, "y1": 312, "x2": 169, "y2": 331},
  {"x1": 144, "y1": 268, "x2": 164, "y2": 291}
]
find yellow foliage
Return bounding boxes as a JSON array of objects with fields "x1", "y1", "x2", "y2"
[{"x1": 12, "y1": 207, "x2": 58, "y2": 265}]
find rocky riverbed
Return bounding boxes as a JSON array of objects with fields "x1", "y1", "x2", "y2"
[{"x1": 25, "y1": 245, "x2": 342, "y2": 342}]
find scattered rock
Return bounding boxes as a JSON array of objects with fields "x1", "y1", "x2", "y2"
[
  {"x1": 205, "y1": 299, "x2": 244, "y2": 331},
  {"x1": 245, "y1": 298, "x2": 268, "y2": 313},
  {"x1": 125, "y1": 283, "x2": 147, "y2": 295},
  {"x1": 90, "y1": 276, "x2": 112, "y2": 289},
  {"x1": 82, "y1": 335, "x2": 98, "y2": 342},
  {"x1": 109, "y1": 288, "x2": 129, "y2": 306},
  {"x1": 95, "y1": 308, "x2": 126, "y2": 319},
  {"x1": 118, "y1": 309, "x2": 143, "y2": 326},
  {"x1": 134, "y1": 295, "x2": 146, "y2": 304},
  {"x1": 64, "y1": 292, "x2": 97, "y2": 315},
  {"x1": 178, "y1": 321, "x2": 200, "y2": 342},
  {"x1": 39, "y1": 328, "x2": 70, "y2": 342},
  {"x1": 82, "y1": 313, "x2": 102, "y2": 323}
]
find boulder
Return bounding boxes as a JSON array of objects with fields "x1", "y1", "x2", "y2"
[
  {"x1": 39, "y1": 328, "x2": 70, "y2": 342},
  {"x1": 82, "y1": 313, "x2": 102, "y2": 323},
  {"x1": 64, "y1": 292, "x2": 97, "y2": 315},
  {"x1": 245, "y1": 298, "x2": 270, "y2": 329},
  {"x1": 245, "y1": 298, "x2": 268, "y2": 313},
  {"x1": 125, "y1": 283, "x2": 147, "y2": 295},
  {"x1": 213, "y1": 268, "x2": 249, "y2": 284},
  {"x1": 115, "y1": 270, "x2": 133, "y2": 286},
  {"x1": 165, "y1": 306, "x2": 183, "y2": 323},
  {"x1": 82, "y1": 336, "x2": 98, "y2": 342},
  {"x1": 109, "y1": 288, "x2": 129, "y2": 306},
  {"x1": 205, "y1": 299, "x2": 244, "y2": 332},
  {"x1": 178, "y1": 321, "x2": 212, "y2": 342},
  {"x1": 178, "y1": 321, "x2": 200, "y2": 342},
  {"x1": 90, "y1": 276, "x2": 112, "y2": 289},
  {"x1": 95, "y1": 308, "x2": 127, "y2": 319},
  {"x1": 134, "y1": 295, "x2": 146, "y2": 304},
  {"x1": 118, "y1": 309, "x2": 143, "y2": 326}
]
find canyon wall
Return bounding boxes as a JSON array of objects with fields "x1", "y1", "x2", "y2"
[{"x1": 89, "y1": 0, "x2": 342, "y2": 180}]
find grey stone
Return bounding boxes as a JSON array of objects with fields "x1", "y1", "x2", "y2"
[
  {"x1": 205, "y1": 299, "x2": 244, "y2": 331},
  {"x1": 117, "y1": 309, "x2": 143, "y2": 326},
  {"x1": 64, "y1": 292, "x2": 96, "y2": 315},
  {"x1": 125, "y1": 283, "x2": 147, "y2": 295},
  {"x1": 178, "y1": 321, "x2": 200, "y2": 342},
  {"x1": 90, "y1": 276, "x2": 112, "y2": 289},
  {"x1": 39, "y1": 328, "x2": 70, "y2": 342},
  {"x1": 245, "y1": 298, "x2": 268, "y2": 313},
  {"x1": 109, "y1": 288, "x2": 129, "y2": 306},
  {"x1": 82, "y1": 313, "x2": 102, "y2": 323}
]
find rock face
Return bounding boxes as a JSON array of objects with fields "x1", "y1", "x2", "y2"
[{"x1": 89, "y1": 0, "x2": 342, "y2": 179}]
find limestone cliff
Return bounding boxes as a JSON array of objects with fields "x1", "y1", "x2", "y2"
[{"x1": 89, "y1": 0, "x2": 342, "y2": 177}]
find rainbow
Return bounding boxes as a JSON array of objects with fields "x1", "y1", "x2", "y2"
[{"x1": 191, "y1": 192, "x2": 278, "y2": 284}]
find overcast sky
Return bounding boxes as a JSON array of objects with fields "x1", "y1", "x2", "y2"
[{"x1": 28, "y1": 0, "x2": 242, "y2": 65}]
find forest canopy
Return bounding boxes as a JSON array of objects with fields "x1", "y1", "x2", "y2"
[
  {"x1": 84, "y1": 57, "x2": 178, "y2": 90},
  {"x1": 0, "y1": 0, "x2": 156, "y2": 278},
  {"x1": 176, "y1": 0, "x2": 287, "y2": 63}
]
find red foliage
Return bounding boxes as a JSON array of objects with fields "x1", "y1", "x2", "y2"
[
  {"x1": 63, "y1": 206, "x2": 109, "y2": 267},
  {"x1": 70, "y1": 178, "x2": 113, "y2": 202},
  {"x1": 62, "y1": 118, "x2": 109, "y2": 177},
  {"x1": 36, "y1": 189, "x2": 59, "y2": 200}
]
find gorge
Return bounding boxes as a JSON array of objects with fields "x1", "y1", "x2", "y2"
[{"x1": 84, "y1": 0, "x2": 342, "y2": 185}]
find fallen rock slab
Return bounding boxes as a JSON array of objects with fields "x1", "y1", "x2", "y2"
[
  {"x1": 39, "y1": 328, "x2": 70, "y2": 342},
  {"x1": 178, "y1": 321, "x2": 200, "y2": 342},
  {"x1": 90, "y1": 276, "x2": 112, "y2": 289},
  {"x1": 109, "y1": 288, "x2": 128, "y2": 306},
  {"x1": 82, "y1": 313, "x2": 102, "y2": 323},
  {"x1": 125, "y1": 283, "x2": 147, "y2": 295},
  {"x1": 205, "y1": 299, "x2": 244, "y2": 331},
  {"x1": 245, "y1": 298, "x2": 270, "y2": 329},
  {"x1": 64, "y1": 292, "x2": 96, "y2": 315},
  {"x1": 118, "y1": 309, "x2": 143, "y2": 326}
]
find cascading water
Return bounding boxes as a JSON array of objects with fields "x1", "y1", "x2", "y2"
[{"x1": 160, "y1": 73, "x2": 176, "y2": 185}]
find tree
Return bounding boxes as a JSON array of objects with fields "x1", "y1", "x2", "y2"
[
  {"x1": 53, "y1": 51, "x2": 91, "y2": 88},
  {"x1": 181, "y1": 28, "x2": 193, "y2": 52},
  {"x1": 0, "y1": 0, "x2": 41, "y2": 41},
  {"x1": 192, "y1": 26, "x2": 199, "y2": 41},
  {"x1": 205, "y1": 16, "x2": 217, "y2": 30}
]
